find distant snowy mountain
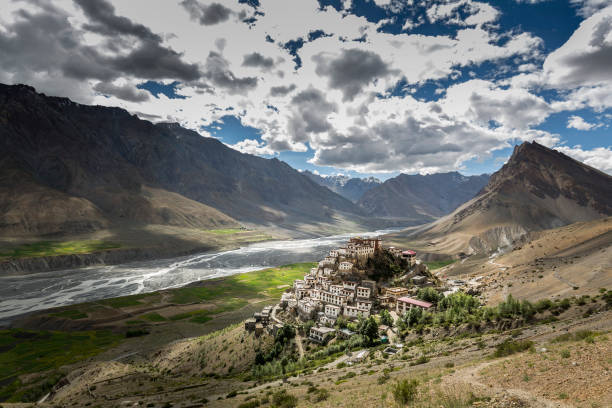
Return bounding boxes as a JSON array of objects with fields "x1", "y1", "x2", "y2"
[{"x1": 302, "y1": 171, "x2": 381, "y2": 202}]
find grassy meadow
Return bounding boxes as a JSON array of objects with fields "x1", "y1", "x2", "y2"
[
  {"x1": 0, "y1": 240, "x2": 121, "y2": 260},
  {"x1": 0, "y1": 329, "x2": 122, "y2": 402},
  {"x1": 1, "y1": 263, "x2": 315, "y2": 401},
  {"x1": 206, "y1": 228, "x2": 246, "y2": 235}
]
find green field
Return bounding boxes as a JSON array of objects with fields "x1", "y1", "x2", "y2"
[
  {"x1": 0, "y1": 240, "x2": 121, "y2": 260},
  {"x1": 0, "y1": 329, "x2": 122, "y2": 402},
  {"x1": 206, "y1": 228, "x2": 246, "y2": 235},
  {"x1": 425, "y1": 259, "x2": 456, "y2": 270},
  {"x1": 169, "y1": 263, "x2": 314, "y2": 304}
]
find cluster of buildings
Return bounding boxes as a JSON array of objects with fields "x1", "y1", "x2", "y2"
[
  {"x1": 244, "y1": 305, "x2": 284, "y2": 337},
  {"x1": 276, "y1": 237, "x2": 432, "y2": 343}
]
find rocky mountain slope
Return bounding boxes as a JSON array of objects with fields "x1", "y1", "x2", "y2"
[
  {"x1": 389, "y1": 141, "x2": 612, "y2": 255},
  {"x1": 358, "y1": 172, "x2": 489, "y2": 220},
  {"x1": 0, "y1": 84, "x2": 366, "y2": 238},
  {"x1": 302, "y1": 170, "x2": 381, "y2": 202}
]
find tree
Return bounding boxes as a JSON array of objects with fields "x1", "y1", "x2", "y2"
[
  {"x1": 380, "y1": 309, "x2": 393, "y2": 327},
  {"x1": 417, "y1": 287, "x2": 442, "y2": 304},
  {"x1": 358, "y1": 316, "x2": 379, "y2": 345},
  {"x1": 335, "y1": 315, "x2": 348, "y2": 329}
]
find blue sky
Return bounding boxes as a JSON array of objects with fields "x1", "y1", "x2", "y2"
[{"x1": 1, "y1": 0, "x2": 611, "y2": 179}]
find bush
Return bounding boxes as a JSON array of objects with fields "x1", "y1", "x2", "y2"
[
  {"x1": 492, "y1": 340, "x2": 533, "y2": 358},
  {"x1": 125, "y1": 329, "x2": 149, "y2": 338},
  {"x1": 227, "y1": 390, "x2": 238, "y2": 398},
  {"x1": 560, "y1": 349, "x2": 570, "y2": 358},
  {"x1": 391, "y1": 379, "x2": 419, "y2": 405},
  {"x1": 271, "y1": 390, "x2": 297, "y2": 408},
  {"x1": 410, "y1": 356, "x2": 429, "y2": 366},
  {"x1": 310, "y1": 388, "x2": 329, "y2": 402}
]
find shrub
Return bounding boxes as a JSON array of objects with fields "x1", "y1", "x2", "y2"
[
  {"x1": 492, "y1": 340, "x2": 534, "y2": 358},
  {"x1": 534, "y1": 298, "x2": 553, "y2": 312},
  {"x1": 560, "y1": 349, "x2": 570, "y2": 358},
  {"x1": 125, "y1": 329, "x2": 149, "y2": 338},
  {"x1": 227, "y1": 390, "x2": 238, "y2": 398},
  {"x1": 310, "y1": 388, "x2": 329, "y2": 402},
  {"x1": 391, "y1": 379, "x2": 419, "y2": 405},
  {"x1": 410, "y1": 356, "x2": 429, "y2": 366},
  {"x1": 271, "y1": 390, "x2": 297, "y2": 408}
]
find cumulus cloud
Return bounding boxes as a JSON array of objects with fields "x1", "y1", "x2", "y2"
[
  {"x1": 1, "y1": 0, "x2": 610, "y2": 176},
  {"x1": 228, "y1": 138, "x2": 275, "y2": 155},
  {"x1": 180, "y1": 0, "x2": 235, "y2": 25},
  {"x1": 242, "y1": 52, "x2": 275, "y2": 69},
  {"x1": 544, "y1": 6, "x2": 612, "y2": 88},
  {"x1": 571, "y1": 0, "x2": 612, "y2": 17},
  {"x1": 269, "y1": 84, "x2": 297, "y2": 96},
  {"x1": 93, "y1": 81, "x2": 150, "y2": 102},
  {"x1": 0, "y1": 0, "x2": 201, "y2": 104},
  {"x1": 287, "y1": 87, "x2": 337, "y2": 142},
  {"x1": 566, "y1": 115, "x2": 602, "y2": 130},
  {"x1": 556, "y1": 145, "x2": 612, "y2": 174},
  {"x1": 313, "y1": 48, "x2": 395, "y2": 101},
  {"x1": 204, "y1": 51, "x2": 257, "y2": 94}
]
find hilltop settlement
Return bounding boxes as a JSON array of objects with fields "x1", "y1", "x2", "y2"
[{"x1": 246, "y1": 237, "x2": 437, "y2": 343}]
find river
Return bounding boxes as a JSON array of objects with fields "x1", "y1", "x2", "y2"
[{"x1": 0, "y1": 228, "x2": 400, "y2": 323}]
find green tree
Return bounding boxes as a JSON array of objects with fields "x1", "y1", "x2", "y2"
[
  {"x1": 417, "y1": 287, "x2": 442, "y2": 303},
  {"x1": 358, "y1": 316, "x2": 379, "y2": 345},
  {"x1": 379, "y1": 309, "x2": 393, "y2": 326}
]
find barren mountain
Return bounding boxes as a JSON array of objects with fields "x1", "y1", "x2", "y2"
[
  {"x1": 0, "y1": 84, "x2": 366, "y2": 238},
  {"x1": 388, "y1": 141, "x2": 612, "y2": 255},
  {"x1": 358, "y1": 172, "x2": 489, "y2": 220}
]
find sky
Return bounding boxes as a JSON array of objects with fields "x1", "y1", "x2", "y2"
[{"x1": 1, "y1": 0, "x2": 611, "y2": 180}]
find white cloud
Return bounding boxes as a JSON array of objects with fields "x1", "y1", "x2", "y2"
[
  {"x1": 556, "y1": 145, "x2": 612, "y2": 174},
  {"x1": 567, "y1": 115, "x2": 602, "y2": 130},
  {"x1": 543, "y1": 5, "x2": 612, "y2": 88},
  {"x1": 227, "y1": 138, "x2": 275, "y2": 156},
  {"x1": 571, "y1": 0, "x2": 612, "y2": 17},
  {"x1": 1, "y1": 0, "x2": 610, "y2": 176}
]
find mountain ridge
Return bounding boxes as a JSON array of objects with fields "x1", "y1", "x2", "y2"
[
  {"x1": 388, "y1": 141, "x2": 612, "y2": 255},
  {"x1": 301, "y1": 170, "x2": 381, "y2": 202},
  {"x1": 358, "y1": 171, "x2": 490, "y2": 220},
  {"x1": 0, "y1": 83, "x2": 366, "y2": 239}
]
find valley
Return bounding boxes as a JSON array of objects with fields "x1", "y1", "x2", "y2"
[
  {"x1": 1, "y1": 87, "x2": 611, "y2": 408},
  {"x1": 0, "y1": 226, "x2": 610, "y2": 408}
]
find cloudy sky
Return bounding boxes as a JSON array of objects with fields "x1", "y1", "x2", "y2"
[{"x1": 1, "y1": 0, "x2": 611, "y2": 178}]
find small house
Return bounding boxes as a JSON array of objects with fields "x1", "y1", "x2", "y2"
[
  {"x1": 396, "y1": 297, "x2": 433, "y2": 315},
  {"x1": 309, "y1": 326, "x2": 336, "y2": 343}
]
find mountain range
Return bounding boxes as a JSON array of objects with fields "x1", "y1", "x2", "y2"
[
  {"x1": 388, "y1": 141, "x2": 612, "y2": 255},
  {"x1": 301, "y1": 171, "x2": 381, "y2": 203},
  {"x1": 0, "y1": 84, "x2": 366, "y2": 239},
  {"x1": 358, "y1": 172, "x2": 490, "y2": 220}
]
